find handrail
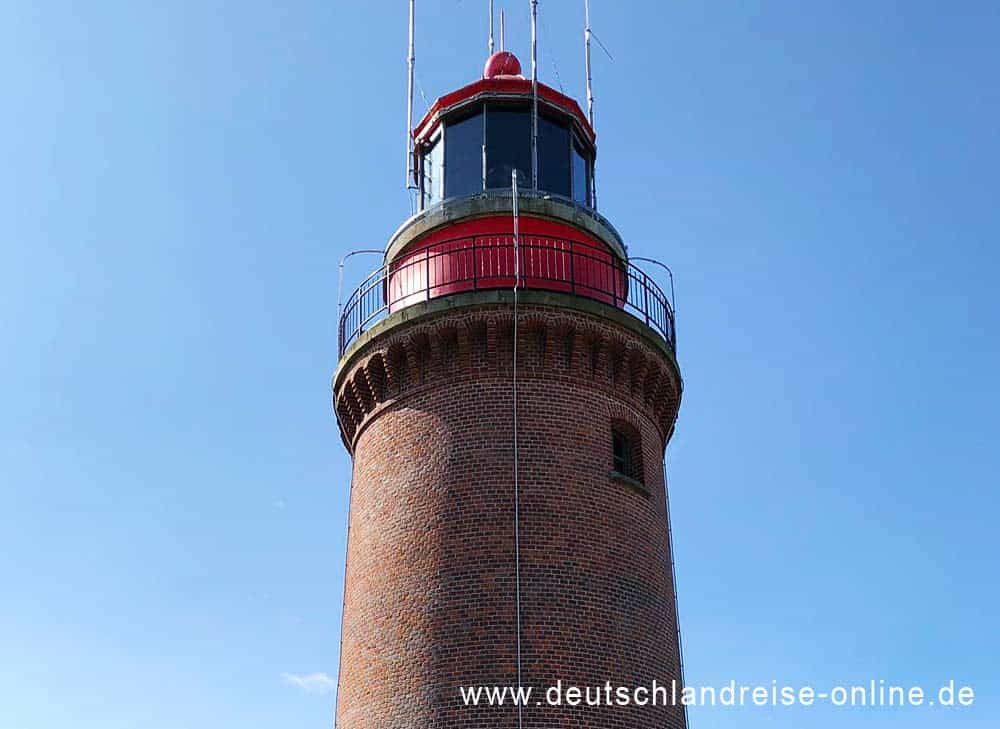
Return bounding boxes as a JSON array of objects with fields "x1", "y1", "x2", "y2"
[{"x1": 338, "y1": 234, "x2": 676, "y2": 358}]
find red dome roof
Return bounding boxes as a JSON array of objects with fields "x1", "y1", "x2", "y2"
[{"x1": 483, "y1": 51, "x2": 522, "y2": 78}]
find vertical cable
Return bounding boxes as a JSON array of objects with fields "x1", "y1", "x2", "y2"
[
  {"x1": 511, "y1": 170, "x2": 524, "y2": 729},
  {"x1": 332, "y1": 466, "x2": 357, "y2": 729},
  {"x1": 663, "y1": 465, "x2": 690, "y2": 728}
]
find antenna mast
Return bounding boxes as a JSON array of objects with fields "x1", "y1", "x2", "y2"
[
  {"x1": 584, "y1": 0, "x2": 594, "y2": 126},
  {"x1": 584, "y1": 0, "x2": 597, "y2": 208},
  {"x1": 406, "y1": 0, "x2": 416, "y2": 192},
  {"x1": 500, "y1": 9, "x2": 506, "y2": 52},
  {"x1": 489, "y1": 0, "x2": 495, "y2": 54},
  {"x1": 530, "y1": 0, "x2": 539, "y2": 189}
]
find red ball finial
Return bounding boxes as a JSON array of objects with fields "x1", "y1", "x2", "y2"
[{"x1": 484, "y1": 51, "x2": 522, "y2": 79}]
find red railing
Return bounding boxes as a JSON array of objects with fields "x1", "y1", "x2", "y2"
[{"x1": 339, "y1": 235, "x2": 676, "y2": 357}]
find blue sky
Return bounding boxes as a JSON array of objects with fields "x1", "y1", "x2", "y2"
[{"x1": 2, "y1": 1, "x2": 998, "y2": 727}]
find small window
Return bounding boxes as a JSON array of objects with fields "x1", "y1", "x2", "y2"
[
  {"x1": 612, "y1": 430, "x2": 631, "y2": 474},
  {"x1": 611, "y1": 423, "x2": 644, "y2": 484}
]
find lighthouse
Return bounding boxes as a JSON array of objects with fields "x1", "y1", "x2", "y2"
[{"x1": 332, "y1": 36, "x2": 685, "y2": 729}]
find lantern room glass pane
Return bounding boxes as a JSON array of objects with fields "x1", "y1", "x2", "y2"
[
  {"x1": 572, "y1": 141, "x2": 590, "y2": 205},
  {"x1": 421, "y1": 135, "x2": 443, "y2": 208},
  {"x1": 485, "y1": 107, "x2": 531, "y2": 188},
  {"x1": 445, "y1": 112, "x2": 483, "y2": 198},
  {"x1": 538, "y1": 116, "x2": 571, "y2": 197}
]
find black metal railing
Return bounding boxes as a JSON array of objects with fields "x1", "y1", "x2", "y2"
[{"x1": 339, "y1": 234, "x2": 676, "y2": 357}]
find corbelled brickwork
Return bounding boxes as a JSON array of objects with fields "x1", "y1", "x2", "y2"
[{"x1": 333, "y1": 292, "x2": 685, "y2": 729}]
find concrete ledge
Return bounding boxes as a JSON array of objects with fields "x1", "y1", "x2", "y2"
[
  {"x1": 333, "y1": 288, "x2": 680, "y2": 391},
  {"x1": 384, "y1": 193, "x2": 629, "y2": 265}
]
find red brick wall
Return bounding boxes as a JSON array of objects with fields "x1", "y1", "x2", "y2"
[{"x1": 334, "y1": 302, "x2": 684, "y2": 729}]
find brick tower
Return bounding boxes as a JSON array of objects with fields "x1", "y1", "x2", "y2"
[{"x1": 333, "y1": 48, "x2": 684, "y2": 729}]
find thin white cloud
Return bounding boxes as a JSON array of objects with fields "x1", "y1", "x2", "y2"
[
  {"x1": 282, "y1": 672, "x2": 337, "y2": 695},
  {"x1": 273, "y1": 499, "x2": 286, "y2": 510}
]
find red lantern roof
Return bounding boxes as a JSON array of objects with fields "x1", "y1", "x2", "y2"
[{"x1": 412, "y1": 53, "x2": 596, "y2": 148}]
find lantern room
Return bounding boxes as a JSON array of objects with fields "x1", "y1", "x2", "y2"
[{"x1": 412, "y1": 51, "x2": 596, "y2": 210}]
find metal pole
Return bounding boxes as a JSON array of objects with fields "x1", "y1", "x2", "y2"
[
  {"x1": 489, "y1": 0, "x2": 495, "y2": 54},
  {"x1": 630, "y1": 256, "x2": 677, "y2": 348},
  {"x1": 584, "y1": 0, "x2": 594, "y2": 126},
  {"x1": 500, "y1": 9, "x2": 506, "y2": 52},
  {"x1": 531, "y1": 0, "x2": 539, "y2": 189},
  {"x1": 337, "y1": 250, "x2": 385, "y2": 323},
  {"x1": 629, "y1": 257, "x2": 676, "y2": 315},
  {"x1": 584, "y1": 0, "x2": 597, "y2": 209},
  {"x1": 513, "y1": 170, "x2": 520, "y2": 287},
  {"x1": 406, "y1": 0, "x2": 416, "y2": 191}
]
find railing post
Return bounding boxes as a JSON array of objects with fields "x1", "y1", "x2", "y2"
[
  {"x1": 425, "y1": 247, "x2": 430, "y2": 303},
  {"x1": 611, "y1": 258, "x2": 617, "y2": 308},
  {"x1": 643, "y1": 271, "x2": 650, "y2": 327},
  {"x1": 569, "y1": 246, "x2": 576, "y2": 294}
]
